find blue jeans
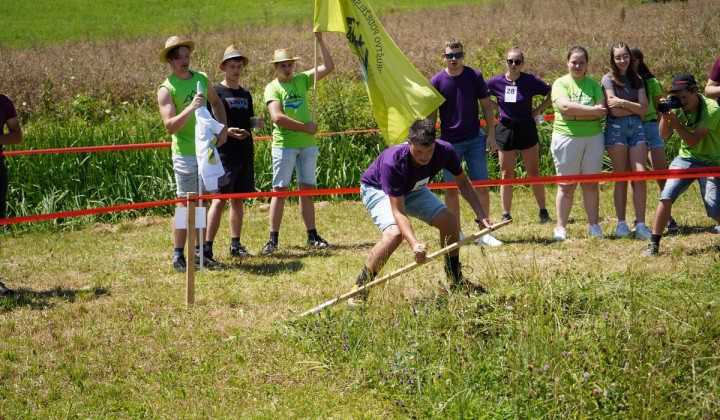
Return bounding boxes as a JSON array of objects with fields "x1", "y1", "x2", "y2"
[
  {"x1": 271, "y1": 146, "x2": 318, "y2": 188},
  {"x1": 643, "y1": 121, "x2": 665, "y2": 150},
  {"x1": 605, "y1": 114, "x2": 647, "y2": 148},
  {"x1": 442, "y1": 133, "x2": 488, "y2": 182},
  {"x1": 361, "y1": 183, "x2": 447, "y2": 233},
  {"x1": 660, "y1": 156, "x2": 720, "y2": 218}
]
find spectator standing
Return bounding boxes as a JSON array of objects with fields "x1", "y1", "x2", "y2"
[{"x1": 0, "y1": 93, "x2": 22, "y2": 296}]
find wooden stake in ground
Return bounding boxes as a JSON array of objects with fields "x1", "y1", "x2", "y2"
[
  {"x1": 186, "y1": 192, "x2": 196, "y2": 306},
  {"x1": 299, "y1": 219, "x2": 512, "y2": 317}
]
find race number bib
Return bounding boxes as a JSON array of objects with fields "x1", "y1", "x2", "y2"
[
  {"x1": 505, "y1": 85, "x2": 517, "y2": 103},
  {"x1": 412, "y1": 177, "x2": 430, "y2": 191}
]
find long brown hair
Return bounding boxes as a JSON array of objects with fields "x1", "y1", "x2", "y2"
[{"x1": 609, "y1": 42, "x2": 641, "y2": 89}]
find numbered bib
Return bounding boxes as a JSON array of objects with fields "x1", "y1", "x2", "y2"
[
  {"x1": 505, "y1": 85, "x2": 517, "y2": 103},
  {"x1": 412, "y1": 177, "x2": 430, "y2": 192}
]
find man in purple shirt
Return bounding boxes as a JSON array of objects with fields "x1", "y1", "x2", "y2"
[
  {"x1": 0, "y1": 93, "x2": 22, "y2": 296},
  {"x1": 429, "y1": 38, "x2": 501, "y2": 247},
  {"x1": 347, "y1": 120, "x2": 492, "y2": 306},
  {"x1": 706, "y1": 57, "x2": 720, "y2": 102}
]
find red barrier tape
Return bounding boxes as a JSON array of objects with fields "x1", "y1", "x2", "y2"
[
  {"x1": 3, "y1": 117, "x2": 555, "y2": 157},
  {"x1": 3, "y1": 167, "x2": 719, "y2": 226}
]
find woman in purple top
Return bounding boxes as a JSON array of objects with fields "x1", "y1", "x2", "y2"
[
  {"x1": 602, "y1": 42, "x2": 650, "y2": 239},
  {"x1": 487, "y1": 47, "x2": 553, "y2": 223}
]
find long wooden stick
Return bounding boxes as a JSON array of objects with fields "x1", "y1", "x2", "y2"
[{"x1": 299, "y1": 219, "x2": 512, "y2": 317}]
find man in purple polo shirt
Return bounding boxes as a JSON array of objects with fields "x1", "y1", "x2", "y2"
[
  {"x1": 347, "y1": 120, "x2": 492, "y2": 306},
  {"x1": 429, "y1": 38, "x2": 501, "y2": 247}
]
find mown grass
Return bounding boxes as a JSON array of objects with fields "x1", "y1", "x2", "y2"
[{"x1": 1, "y1": 186, "x2": 718, "y2": 417}]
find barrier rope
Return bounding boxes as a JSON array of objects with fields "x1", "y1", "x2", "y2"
[
  {"x1": 3, "y1": 166, "x2": 718, "y2": 226},
  {"x1": 3, "y1": 117, "x2": 546, "y2": 157}
]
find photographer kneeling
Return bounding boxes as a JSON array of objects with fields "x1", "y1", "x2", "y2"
[{"x1": 641, "y1": 74, "x2": 720, "y2": 256}]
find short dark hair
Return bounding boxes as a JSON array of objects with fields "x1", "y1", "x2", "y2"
[
  {"x1": 444, "y1": 38, "x2": 463, "y2": 52},
  {"x1": 408, "y1": 120, "x2": 436, "y2": 146},
  {"x1": 166, "y1": 45, "x2": 190, "y2": 60}
]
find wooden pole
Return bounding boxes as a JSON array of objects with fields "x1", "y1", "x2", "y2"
[
  {"x1": 186, "y1": 192, "x2": 196, "y2": 306},
  {"x1": 298, "y1": 219, "x2": 512, "y2": 317}
]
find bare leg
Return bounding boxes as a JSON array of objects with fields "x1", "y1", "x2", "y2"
[
  {"x1": 581, "y1": 182, "x2": 600, "y2": 226},
  {"x1": 556, "y1": 183, "x2": 577, "y2": 227},
  {"x1": 628, "y1": 143, "x2": 648, "y2": 223},
  {"x1": 431, "y1": 208, "x2": 461, "y2": 257},
  {"x1": 498, "y1": 149, "x2": 518, "y2": 214},
  {"x1": 205, "y1": 198, "x2": 227, "y2": 243},
  {"x1": 269, "y1": 187, "x2": 288, "y2": 233},
  {"x1": 298, "y1": 182, "x2": 316, "y2": 230},
  {"x1": 519, "y1": 144, "x2": 546, "y2": 210},
  {"x1": 607, "y1": 145, "x2": 629, "y2": 222},
  {"x1": 228, "y1": 198, "x2": 244, "y2": 238},
  {"x1": 364, "y1": 225, "x2": 404, "y2": 273}
]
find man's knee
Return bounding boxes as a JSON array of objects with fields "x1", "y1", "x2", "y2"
[{"x1": 381, "y1": 225, "x2": 403, "y2": 244}]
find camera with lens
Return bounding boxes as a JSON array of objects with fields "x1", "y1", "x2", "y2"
[{"x1": 657, "y1": 96, "x2": 683, "y2": 114}]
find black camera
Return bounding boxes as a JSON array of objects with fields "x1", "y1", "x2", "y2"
[{"x1": 657, "y1": 96, "x2": 683, "y2": 114}]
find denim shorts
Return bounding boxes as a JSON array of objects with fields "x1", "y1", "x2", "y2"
[
  {"x1": 442, "y1": 132, "x2": 488, "y2": 182},
  {"x1": 361, "y1": 183, "x2": 447, "y2": 233},
  {"x1": 659, "y1": 156, "x2": 720, "y2": 218},
  {"x1": 173, "y1": 154, "x2": 199, "y2": 198},
  {"x1": 604, "y1": 114, "x2": 647, "y2": 148},
  {"x1": 271, "y1": 146, "x2": 318, "y2": 188},
  {"x1": 551, "y1": 132, "x2": 605, "y2": 179},
  {"x1": 643, "y1": 120, "x2": 665, "y2": 150}
]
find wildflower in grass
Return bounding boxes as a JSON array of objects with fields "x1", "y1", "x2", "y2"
[
  {"x1": 507, "y1": 305, "x2": 514, "y2": 311},
  {"x1": 543, "y1": 363, "x2": 549, "y2": 372},
  {"x1": 583, "y1": 372, "x2": 590, "y2": 379},
  {"x1": 592, "y1": 388, "x2": 604, "y2": 398},
  {"x1": 706, "y1": 311, "x2": 712, "y2": 317},
  {"x1": 655, "y1": 327, "x2": 667, "y2": 335}
]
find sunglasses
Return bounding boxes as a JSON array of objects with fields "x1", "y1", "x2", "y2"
[
  {"x1": 506, "y1": 59, "x2": 522, "y2": 65},
  {"x1": 444, "y1": 52, "x2": 463, "y2": 59}
]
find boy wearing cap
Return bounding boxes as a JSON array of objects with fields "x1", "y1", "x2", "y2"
[
  {"x1": 261, "y1": 33, "x2": 334, "y2": 255},
  {"x1": 157, "y1": 36, "x2": 228, "y2": 273},
  {"x1": 204, "y1": 45, "x2": 263, "y2": 260},
  {"x1": 641, "y1": 73, "x2": 720, "y2": 257}
]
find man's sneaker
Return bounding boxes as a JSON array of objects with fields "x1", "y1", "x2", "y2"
[
  {"x1": 711, "y1": 225, "x2": 720, "y2": 234},
  {"x1": 0, "y1": 281, "x2": 15, "y2": 296},
  {"x1": 640, "y1": 242, "x2": 659, "y2": 257},
  {"x1": 173, "y1": 256, "x2": 187, "y2": 273},
  {"x1": 666, "y1": 216, "x2": 680, "y2": 233},
  {"x1": 196, "y1": 254, "x2": 227, "y2": 269},
  {"x1": 539, "y1": 208, "x2": 552, "y2": 223},
  {"x1": 262, "y1": 240, "x2": 278, "y2": 255},
  {"x1": 589, "y1": 224, "x2": 605, "y2": 238},
  {"x1": 553, "y1": 226, "x2": 567, "y2": 241},
  {"x1": 634, "y1": 223, "x2": 652, "y2": 240},
  {"x1": 501, "y1": 212, "x2": 512, "y2": 222},
  {"x1": 615, "y1": 221, "x2": 630, "y2": 238},
  {"x1": 307, "y1": 235, "x2": 330, "y2": 249},
  {"x1": 229, "y1": 243, "x2": 251, "y2": 258},
  {"x1": 346, "y1": 284, "x2": 368, "y2": 307},
  {"x1": 450, "y1": 279, "x2": 487, "y2": 296},
  {"x1": 478, "y1": 233, "x2": 503, "y2": 247}
]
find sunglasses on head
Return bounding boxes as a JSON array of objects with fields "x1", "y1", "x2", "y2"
[
  {"x1": 444, "y1": 52, "x2": 463, "y2": 59},
  {"x1": 507, "y1": 59, "x2": 522, "y2": 65}
]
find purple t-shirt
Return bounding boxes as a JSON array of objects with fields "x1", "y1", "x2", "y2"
[
  {"x1": 710, "y1": 57, "x2": 720, "y2": 82},
  {"x1": 0, "y1": 94, "x2": 18, "y2": 165},
  {"x1": 486, "y1": 72, "x2": 551, "y2": 122},
  {"x1": 430, "y1": 66, "x2": 489, "y2": 143},
  {"x1": 361, "y1": 140, "x2": 462, "y2": 197}
]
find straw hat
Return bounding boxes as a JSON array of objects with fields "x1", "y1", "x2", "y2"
[
  {"x1": 158, "y1": 36, "x2": 195, "y2": 63},
  {"x1": 269, "y1": 48, "x2": 301, "y2": 64},
  {"x1": 219, "y1": 45, "x2": 249, "y2": 69}
]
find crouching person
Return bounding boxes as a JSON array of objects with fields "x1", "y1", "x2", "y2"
[
  {"x1": 347, "y1": 120, "x2": 492, "y2": 306},
  {"x1": 641, "y1": 74, "x2": 720, "y2": 257}
]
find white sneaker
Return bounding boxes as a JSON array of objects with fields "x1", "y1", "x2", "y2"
[
  {"x1": 478, "y1": 233, "x2": 503, "y2": 247},
  {"x1": 589, "y1": 224, "x2": 605, "y2": 238},
  {"x1": 459, "y1": 230, "x2": 466, "y2": 240},
  {"x1": 615, "y1": 221, "x2": 630, "y2": 238},
  {"x1": 553, "y1": 226, "x2": 567, "y2": 241},
  {"x1": 711, "y1": 225, "x2": 720, "y2": 234},
  {"x1": 634, "y1": 222, "x2": 652, "y2": 240}
]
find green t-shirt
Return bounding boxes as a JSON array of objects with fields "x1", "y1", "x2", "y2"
[
  {"x1": 644, "y1": 77, "x2": 662, "y2": 122},
  {"x1": 159, "y1": 71, "x2": 209, "y2": 156},
  {"x1": 551, "y1": 74, "x2": 605, "y2": 137},
  {"x1": 675, "y1": 95, "x2": 720, "y2": 165},
  {"x1": 263, "y1": 71, "x2": 315, "y2": 149}
]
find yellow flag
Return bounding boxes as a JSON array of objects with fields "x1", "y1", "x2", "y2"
[{"x1": 314, "y1": 0, "x2": 445, "y2": 145}]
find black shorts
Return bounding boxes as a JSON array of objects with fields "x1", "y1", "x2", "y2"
[
  {"x1": 495, "y1": 119, "x2": 539, "y2": 151},
  {"x1": 217, "y1": 160, "x2": 255, "y2": 194}
]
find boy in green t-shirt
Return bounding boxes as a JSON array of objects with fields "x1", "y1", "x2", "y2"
[
  {"x1": 157, "y1": 36, "x2": 228, "y2": 273},
  {"x1": 641, "y1": 74, "x2": 720, "y2": 257},
  {"x1": 261, "y1": 33, "x2": 334, "y2": 255}
]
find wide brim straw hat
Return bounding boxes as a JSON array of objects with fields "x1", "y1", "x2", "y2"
[
  {"x1": 158, "y1": 36, "x2": 195, "y2": 63},
  {"x1": 270, "y1": 48, "x2": 301, "y2": 64},
  {"x1": 219, "y1": 45, "x2": 249, "y2": 69}
]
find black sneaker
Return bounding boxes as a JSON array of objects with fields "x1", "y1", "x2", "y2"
[
  {"x1": 262, "y1": 240, "x2": 278, "y2": 255},
  {"x1": 667, "y1": 216, "x2": 680, "y2": 233},
  {"x1": 501, "y1": 212, "x2": 512, "y2": 222},
  {"x1": 195, "y1": 253, "x2": 227, "y2": 269},
  {"x1": 229, "y1": 243, "x2": 251, "y2": 258},
  {"x1": 307, "y1": 235, "x2": 330, "y2": 249},
  {"x1": 539, "y1": 209, "x2": 551, "y2": 223},
  {"x1": 173, "y1": 256, "x2": 187, "y2": 273},
  {"x1": 0, "y1": 281, "x2": 15, "y2": 296},
  {"x1": 449, "y1": 280, "x2": 487, "y2": 296}
]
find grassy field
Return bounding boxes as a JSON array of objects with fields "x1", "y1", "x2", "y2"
[{"x1": 1, "y1": 186, "x2": 719, "y2": 417}]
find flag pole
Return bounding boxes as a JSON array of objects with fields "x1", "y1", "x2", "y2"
[{"x1": 312, "y1": 34, "x2": 318, "y2": 122}]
